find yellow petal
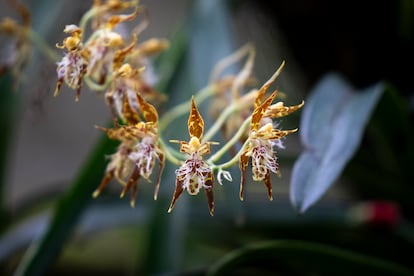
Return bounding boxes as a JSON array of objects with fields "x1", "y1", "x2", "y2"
[
  {"x1": 136, "y1": 92, "x2": 159, "y2": 125},
  {"x1": 188, "y1": 97, "x2": 204, "y2": 139},
  {"x1": 251, "y1": 91, "x2": 277, "y2": 131}
]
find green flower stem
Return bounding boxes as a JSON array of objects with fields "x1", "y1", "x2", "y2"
[
  {"x1": 84, "y1": 75, "x2": 112, "y2": 91},
  {"x1": 27, "y1": 29, "x2": 60, "y2": 62},
  {"x1": 217, "y1": 139, "x2": 249, "y2": 170},
  {"x1": 79, "y1": 7, "x2": 98, "y2": 35},
  {"x1": 158, "y1": 137, "x2": 183, "y2": 165},
  {"x1": 202, "y1": 103, "x2": 236, "y2": 142},
  {"x1": 158, "y1": 85, "x2": 214, "y2": 132},
  {"x1": 208, "y1": 115, "x2": 251, "y2": 166}
]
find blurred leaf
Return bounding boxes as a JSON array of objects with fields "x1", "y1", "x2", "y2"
[
  {"x1": 345, "y1": 85, "x2": 414, "y2": 213},
  {"x1": 0, "y1": 201, "x2": 149, "y2": 264},
  {"x1": 207, "y1": 240, "x2": 413, "y2": 276},
  {"x1": 291, "y1": 74, "x2": 384, "y2": 213},
  {"x1": 0, "y1": 71, "x2": 18, "y2": 227},
  {"x1": 154, "y1": 25, "x2": 187, "y2": 93},
  {"x1": 187, "y1": 0, "x2": 234, "y2": 87},
  {"x1": 14, "y1": 135, "x2": 118, "y2": 276}
]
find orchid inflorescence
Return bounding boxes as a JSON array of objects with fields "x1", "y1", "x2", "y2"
[{"x1": 52, "y1": 0, "x2": 304, "y2": 216}]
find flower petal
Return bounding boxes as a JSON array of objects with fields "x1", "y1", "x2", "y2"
[
  {"x1": 168, "y1": 178, "x2": 185, "y2": 213},
  {"x1": 205, "y1": 186, "x2": 215, "y2": 216},
  {"x1": 188, "y1": 97, "x2": 204, "y2": 139},
  {"x1": 239, "y1": 149, "x2": 250, "y2": 201},
  {"x1": 122, "y1": 92, "x2": 141, "y2": 125},
  {"x1": 92, "y1": 170, "x2": 114, "y2": 198},
  {"x1": 265, "y1": 100, "x2": 305, "y2": 118},
  {"x1": 263, "y1": 172, "x2": 273, "y2": 201},
  {"x1": 136, "y1": 91, "x2": 159, "y2": 125},
  {"x1": 120, "y1": 166, "x2": 141, "y2": 208},
  {"x1": 251, "y1": 91, "x2": 277, "y2": 131},
  {"x1": 254, "y1": 61, "x2": 285, "y2": 108}
]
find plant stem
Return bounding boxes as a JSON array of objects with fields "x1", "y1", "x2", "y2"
[
  {"x1": 27, "y1": 29, "x2": 60, "y2": 62},
  {"x1": 203, "y1": 103, "x2": 236, "y2": 142},
  {"x1": 84, "y1": 75, "x2": 112, "y2": 91},
  {"x1": 158, "y1": 137, "x2": 183, "y2": 165},
  {"x1": 208, "y1": 115, "x2": 251, "y2": 165},
  {"x1": 79, "y1": 7, "x2": 97, "y2": 35}
]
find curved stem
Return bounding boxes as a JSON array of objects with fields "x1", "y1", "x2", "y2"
[
  {"x1": 84, "y1": 75, "x2": 112, "y2": 91},
  {"x1": 208, "y1": 115, "x2": 251, "y2": 164},
  {"x1": 158, "y1": 137, "x2": 183, "y2": 165},
  {"x1": 203, "y1": 102, "x2": 236, "y2": 142},
  {"x1": 203, "y1": 88, "x2": 258, "y2": 143},
  {"x1": 27, "y1": 29, "x2": 60, "y2": 62},
  {"x1": 217, "y1": 138, "x2": 249, "y2": 169},
  {"x1": 79, "y1": 7, "x2": 99, "y2": 36}
]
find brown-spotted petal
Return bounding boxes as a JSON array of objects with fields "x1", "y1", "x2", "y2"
[
  {"x1": 251, "y1": 91, "x2": 277, "y2": 131},
  {"x1": 205, "y1": 178, "x2": 215, "y2": 216},
  {"x1": 254, "y1": 60, "x2": 285, "y2": 108},
  {"x1": 104, "y1": 126, "x2": 138, "y2": 141},
  {"x1": 168, "y1": 178, "x2": 185, "y2": 213},
  {"x1": 136, "y1": 92, "x2": 159, "y2": 126},
  {"x1": 122, "y1": 92, "x2": 141, "y2": 125},
  {"x1": 263, "y1": 172, "x2": 273, "y2": 201},
  {"x1": 239, "y1": 148, "x2": 250, "y2": 201},
  {"x1": 188, "y1": 97, "x2": 204, "y2": 139},
  {"x1": 113, "y1": 35, "x2": 137, "y2": 70},
  {"x1": 254, "y1": 128, "x2": 298, "y2": 140},
  {"x1": 265, "y1": 100, "x2": 305, "y2": 119}
]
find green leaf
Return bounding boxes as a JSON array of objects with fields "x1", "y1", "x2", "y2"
[
  {"x1": 207, "y1": 240, "x2": 413, "y2": 276},
  {"x1": 291, "y1": 74, "x2": 384, "y2": 213},
  {"x1": 0, "y1": 201, "x2": 149, "y2": 263},
  {"x1": 14, "y1": 135, "x2": 118, "y2": 276},
  {"x1": 0, "y1": 71, "x2": 18, "y2": 227}
]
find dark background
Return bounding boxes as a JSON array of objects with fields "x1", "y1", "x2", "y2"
[{"x1": 244, "y1": 0, "x2": 414, "y2": 97}]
